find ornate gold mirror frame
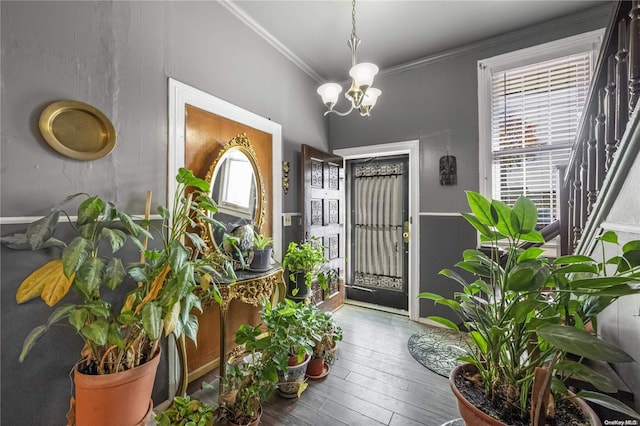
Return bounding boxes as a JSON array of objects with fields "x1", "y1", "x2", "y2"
[{"x1": 206, "y1": 133, "x2": 266, "y2": 232}]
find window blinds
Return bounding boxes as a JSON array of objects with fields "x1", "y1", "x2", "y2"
[{"x1": 490, "y1": 52, "x2": 592, "y2": 227}]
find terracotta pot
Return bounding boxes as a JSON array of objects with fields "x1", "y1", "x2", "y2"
[
  {"x1": 306, "y1": 357, "x2": 325, "y2": 377},
  {"x1": 74, "y1": 349, "x2": 161, "y2": 426},
  {"x1": 449, "y1": 363, "x2": 602, "y2": 426}
]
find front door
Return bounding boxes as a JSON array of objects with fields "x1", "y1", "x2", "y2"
[
  {"x1": 346, "y1": 155, "x2": 409, "y2": 310},
  {"x1": 302, "y1": 144, "x2": 345, "y2": 311}
]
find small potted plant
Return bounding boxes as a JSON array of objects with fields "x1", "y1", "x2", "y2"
[
  {"x1": 154, "y1": 395, "x2": 214, "y2": 426},
  {"x1": 306, "y1": 310, "x2": 343, "y2": 379},
  {"x1": 2, "y1": 168, "x2": 228, "y2": 426},
  {"x1": 282, "y1": 238, "x2": 333, "y2": 300},
  {"x1": 249, "y1": 231, "x2": 273, "y2": 271},
  {"x1": 214, "y1": 323, "x2": 280, "y2": 426},
  {"x1": 420, "y1": 191, "x2": 640, "y2": 425},
  {"x1": 260, "y1": 299, "x2": 314, "y2": 398}
]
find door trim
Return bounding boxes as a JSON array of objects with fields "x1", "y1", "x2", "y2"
[
  {"x1": 334, "y1": 140, "x2": 420, "y2": 321},
  {"x1": 167, "y1": 78, "x2": 282, "y2": 399}
]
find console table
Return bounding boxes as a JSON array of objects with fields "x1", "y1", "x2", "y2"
[{"x1": 175, "y1": 265, "x2": 285, "y2": 396}]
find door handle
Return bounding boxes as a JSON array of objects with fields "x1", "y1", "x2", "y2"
[{"x1": 403, "y1": 221, "x2": 409, "y2": 243}]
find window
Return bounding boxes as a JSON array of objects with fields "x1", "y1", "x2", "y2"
[
  {"x1": 217, "y1": 150, "x2": 255, "y2": 218},
  {"x1": 478, "y1": 30, "x2": 603, "y2": 230}
]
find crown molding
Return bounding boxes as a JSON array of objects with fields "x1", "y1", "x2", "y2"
[
  {"x1": 222, "y1": 1, "x2": 610, "y2": 84},
  {"x1": 379, "y1": 3, "x2": 611, "y2": 78},
  {"x1": 220, "y1": 0, "x2": 323, "y2": 83}
]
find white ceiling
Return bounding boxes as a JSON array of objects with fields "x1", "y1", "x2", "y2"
[{"x1": 225, "y1": 0, "x2": 609, "y2": 83}]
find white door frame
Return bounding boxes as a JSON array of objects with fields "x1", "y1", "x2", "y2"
[
  {"x1": 334, "y1": 140, "x2": 420, "y2": 321},
  {"x1": 167, "y1": 77, "x2": 282, "y2": 398}
]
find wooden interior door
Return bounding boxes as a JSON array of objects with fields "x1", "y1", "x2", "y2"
[{"x1": 302, "y1": 144, "x2": 345, "y2": 311}]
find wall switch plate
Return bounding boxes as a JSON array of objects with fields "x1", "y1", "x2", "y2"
[{"x1": 283, "y1": 214, "x2": 292, "y2": 227}]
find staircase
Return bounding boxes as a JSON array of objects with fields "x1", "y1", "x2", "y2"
[
  {"x1": 559, "y1": 0, "x2": 640, "y2": 415},
  {"x1": 561, "y1": 0, "x2": 640, "y2": 256}
]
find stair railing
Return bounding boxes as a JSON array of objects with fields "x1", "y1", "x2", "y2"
[{"x1": 561, "y1": 0, "x2": 640, "y2": 255}]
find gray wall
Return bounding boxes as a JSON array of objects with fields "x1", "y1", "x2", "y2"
[
  {"x1": 1, "y1": 223, "x2": 169, "y2": 425},
  {"x1": 328, "y1": 5, "x2": 611, "y2": 318},
  {"x1": 599, "y1": 151, "x2": 640, "y2": 410},
  {"x1": 1, "y1": 1, "x2": 327, "y2": 424},
  {"x1": 1, "y1": 0, "x2": 328, "y2": 218}
]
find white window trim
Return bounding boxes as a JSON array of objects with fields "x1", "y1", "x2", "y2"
[{"x1": 478, "y1": 29, "x2": 604, "y2": 199}]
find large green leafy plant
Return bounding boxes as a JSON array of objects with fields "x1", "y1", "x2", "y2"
[
  {"x1": 215, "y1": 298, "x2": 318, "y2": 424},
  {"x1": 282, "y1": 239, "x2": 334, "y2": 296},
  {"x1": 420, "y1": 191, "x2": 640, "y2": 423},
  {"x1": 2, "y1": 168, "x2": 228, "y2": 374}
]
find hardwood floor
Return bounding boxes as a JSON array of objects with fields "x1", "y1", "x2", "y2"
[{"x1": 191, "y1": 303, "x2": 460, "y2": 425}]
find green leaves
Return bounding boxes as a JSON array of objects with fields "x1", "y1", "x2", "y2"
[
  {"x1": 537, "y1": 324, "x2": 634, "y2": 363},
  {"x1": 463, "y1": 191, "x2": 543, "y2": 243},
  {"x1": 554, "y1": 360, "x2": 617, "y2": 393},
  {"x1": 421, "y1": 190, "x2": 640, "y2": 420},
  {"x1": 176, "y1": 167, "x2": 210, "y2": 192},
  {"x1": 576, "y1": 391, "x2": 640, "y2": 420},
  {"x1": 8, "y1": 167, "x2": 229, "y2": 374},
  {"x1": 77, "y1": 196, "x2": 104, "y2": 227},
  {"x1": 466, "y1": 191, "x2": 496, "y2": 226},
  {"x1": 511, "y1": 197, "x2": 538, "y2": 234},
  {"x1": 62, "y1": 237, "x2": 90, "y2": 278},
  {"x1": 142, "y1": 302, "x2": 163, "y2": 341}
]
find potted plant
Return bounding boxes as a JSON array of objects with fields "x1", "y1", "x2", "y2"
[
  {"x1": 419, "y1": 191, "x2": 640, "y2": 425},
  {"x1": 154, "y1": 395, "x2": 214, "y2": 426},
  {"x1": 249, "y1": 231, "x2": 273, "y2": 271},
  {"x1": 214, "y1": 323, "x2": 280, "y2": 426},
  {"x1": 260, "y1": 299, "x2": 315, "y2": 398},
  {"x1": 306, "y1": 310, "x2": 343, "y2": 379},
  {"x1": 2, "y1": 168, "x2": 228, "y2": 426},
  {"x1": 282, "y1": 238, "x2": 333, "y2": 300}
]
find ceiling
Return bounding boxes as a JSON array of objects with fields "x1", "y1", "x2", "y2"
[{"x1": 225, "y1": 0, "x2": 610, "y2": 83}]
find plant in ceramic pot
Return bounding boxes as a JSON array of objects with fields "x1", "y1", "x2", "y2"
[
  {"x1": 419, "y1": 191, "x2": 640, "y2": 425},
  {"x1": 260, "y1": 298, "x2": 315, "y2": 398},
  {"x1": 307, "y1": 310, "x2": 343, "y2": 379},
  {"x1": 282, "y1": 238, "x2": 334, "y2": 300},
  {"x1": 1, "y1": 168, "x2": 228, "y2": 426},
  {"x1": 249, "y1": 231, "x2": 273, "y2": 271},
  {"x1": 154, "y1": 394, "x2": 214, "y2": 426}
]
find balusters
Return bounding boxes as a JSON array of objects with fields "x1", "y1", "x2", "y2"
[
  {"x1": 595, "y1": 89, "x2": 607, "y2": 193},
  {"x1": 587, "y1": 115, "x2": 598, "y2": 215},
  {"x1": 573, "y1": 151, "x2": 583, "y2": 249},
  {"x1": 580, "y1": 138, "x2": 589, "y2": 230},
  {"x1": 567, "y1": 174, "x2": 576, "y2": 250},
  {"x1": 629, "y1": 0, "x2": 640, "y2": 114},
  {"x1": 605, "y1": 55, "x2": 618, "y2": 170},
  {"x1": 560, "y1": 2, "x2": 640, "y2": 252},
  {"x1": 616, "y1": 18, "x2": 629, "y2": 149}
]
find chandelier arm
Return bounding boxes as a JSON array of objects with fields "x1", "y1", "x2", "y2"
[{"x1": 324, "y1": 105, "x2": 355, "y2": 117}]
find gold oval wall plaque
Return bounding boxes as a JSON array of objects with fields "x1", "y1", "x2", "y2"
[{"x1": 39, "y1": 100, "x2": 116, "y2": 160}]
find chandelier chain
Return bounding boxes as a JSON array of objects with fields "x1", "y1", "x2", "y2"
[{"x1": 351, "y1": 0, "x2": 357, "y2": 39}]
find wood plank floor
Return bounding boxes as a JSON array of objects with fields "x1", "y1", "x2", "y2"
[{"x1": 191, "y1": 304, "x2": 460, "y2": 425}]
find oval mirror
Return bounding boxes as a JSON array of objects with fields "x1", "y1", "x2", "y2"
[{"x1": 205, "y1": 133, "x2": 265, "y2": 248}]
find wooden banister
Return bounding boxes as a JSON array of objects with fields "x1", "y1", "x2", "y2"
[{"x1": 560, "y1": 0, "x2": 640, "y2": 254}]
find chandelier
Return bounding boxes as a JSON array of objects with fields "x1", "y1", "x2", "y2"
[{"x1": 317, "y1": 0, "x2": 381, "y2": 118}]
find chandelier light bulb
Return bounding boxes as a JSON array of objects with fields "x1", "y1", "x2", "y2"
[
  {"x1": 361, "y1": 87, "x2": 381, "y2": 108},
  {"x1": 317, "y1": 83, "x2": 343, "y2": 108},
  {"x1": 349, "y1": 63, "x2": 379, "y2": 88}
]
